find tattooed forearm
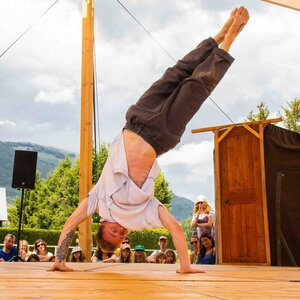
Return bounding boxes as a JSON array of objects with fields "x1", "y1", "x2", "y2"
[{"x1": 56, "y1": 230, "x2": 75, "y2": 263}]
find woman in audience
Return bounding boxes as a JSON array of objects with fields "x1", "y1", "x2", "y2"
[
  {"x1": 191, "y1": 195, "x2": 214, "y2": 238},
  {"x1": 33, "y1": 239, "x2": 54, "y2": 262},
  {"x1": 18, "y1": 240, "x2": 32, "y2": 261},
  {"x1": 156, "y1": 252, "x2": 167, "y2": 264},
  {"x1": 69, "y1": 246, "x2": 85, "y2": 262},
  {"x1": 197, "y1": 233, "x2": 216, "y2": 264},
  {"x1": 165, "y1": 249, "x2": 176, "y2": 264},
  {"x1": 116, "y1": 243, "x2": 132, "y2": 263},
  {"x1": 91, "y1": 245, "x2": 116, "y2": 263},
  {"x1": 189, "y1": 236, "x2": 200, "y2": 264},
  {"x1": 133, "y1": 245, "x2": 148, "y2": 263}
]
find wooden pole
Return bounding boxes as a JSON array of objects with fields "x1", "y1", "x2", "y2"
[{"x1": 78, "y1": 0, "x2": 94, "y2": 261}]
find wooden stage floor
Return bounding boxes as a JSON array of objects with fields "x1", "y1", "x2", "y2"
[{"x1": 0, "y1": 262, "x2": 299, "y2": 299}]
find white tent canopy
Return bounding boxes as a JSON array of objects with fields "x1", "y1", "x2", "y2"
[
  {"x1": 0, "y1": 188, "x2": 8, "y2": 221},
  {"x1": 262, "y1": 0, "x2": 300, "y2": 11}
]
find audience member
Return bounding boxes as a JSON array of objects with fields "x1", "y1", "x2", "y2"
[
  {"x1": 33, "y1": 239, "x2": 54, "y2": 262},
  {"x1": 0, "y1": 234, "x2": 17, "y2": 262},
  {"x1": 114, "y1": 235, "x2": 132, "y2": 257},
  {"x1": 19, "y1": 240, "x2": 32, "y2": 261},
  {"x1": 165, "y1": 249, "x2": 177, "y2": 264},
  {"x1": 191, "y1": 195, "x2": 214, "y2": 238},
  {"x1": 91, "y1": 246, "x2": 116, "y2": 263},
  {"x1": 197, "y1": 233, "x2": 216, "y2": 265},
  {"x1": 116, "y1": 243, "x2": 132, "y2": 263},
  {"x1": 190, "y1": 236, "x2": 200, "y2": 264},
  {"x1": 69, "y1": 246, "x2": 85, "y2": 262},
  {"x1": 156, "y1": 252, "x2": 167, "y2": 264},
  {"x1": 147, "y1": 236, "x2": 168, "y2": 263},
  {"x1": 133, "y1": 245, "x2": 148, "y2": 263}
]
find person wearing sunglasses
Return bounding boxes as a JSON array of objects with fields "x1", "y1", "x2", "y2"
[
  {"x1": 189, "y1": 236, "x2": 200, "y2": 264},
  {"x1": 33, "y1": 239, "x2": 53, "y2": 262}
]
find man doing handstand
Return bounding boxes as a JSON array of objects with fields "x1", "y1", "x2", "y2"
[{"x1": 50, "y1": 7, "x2": 249, "y2": 273}]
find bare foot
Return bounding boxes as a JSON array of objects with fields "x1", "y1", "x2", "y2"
[
  {"x1": 220, "y1": 6, "x2": 250, "y2": 52},
  {"x1": 214, "y1": 7, "x2": 238, "y2": 45}
]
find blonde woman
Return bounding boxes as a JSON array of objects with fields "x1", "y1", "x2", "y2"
[
  {"x1": 18, "y1": 240, "x2": 32, "y2": 261},
  {"x1": 191, "y1": 195, "x2": 214, "y2": 239}
]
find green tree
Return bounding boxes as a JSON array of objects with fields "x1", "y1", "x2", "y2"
[
  {"x1": 279, "y1": 98, "x2": 300, "y2": 133},
  {"x1": 245, "y1": 102, "x2": 270, "y2": 122},
  {"x1": 154, "y1": 172, "x2": 173, "y2": 209},
  {"x1": 180, "y1": 217, "x2": 193, "y2": 241}
]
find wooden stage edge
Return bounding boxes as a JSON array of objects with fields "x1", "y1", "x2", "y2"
[{"x1": 1, "y1": 262, "x2": 299, "y2": 299}]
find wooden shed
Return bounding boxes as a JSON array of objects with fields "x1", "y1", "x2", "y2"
[{"x1": 192, "y1": 118, "x2": 282, "y2": 265}]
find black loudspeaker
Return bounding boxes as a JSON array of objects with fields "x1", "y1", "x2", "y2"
[{"x1": 11, "y1": 150, "x2": 38, "y2": 190}]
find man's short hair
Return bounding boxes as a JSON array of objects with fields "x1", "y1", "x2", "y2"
[
  {"x1": 96, "y1": 224, "x2": 117, "y2": 252},
  {"x1": 4, "y1": 234, "x2": 16, "y2": 243}
]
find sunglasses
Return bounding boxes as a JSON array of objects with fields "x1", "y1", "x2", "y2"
[
  {"x1": 121, "y1": 241, "x2": 129, "y2": 244},
  {"x1": 37, "y1": 243, "x2": 45, "y2": 247},
  {"x1": 191, "y1": 241, "x2": 198, "y2": 245}
]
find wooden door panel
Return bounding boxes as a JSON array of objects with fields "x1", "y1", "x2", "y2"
[{"x1": 219, "y1": 126, "x2": 266, "y2": 263}]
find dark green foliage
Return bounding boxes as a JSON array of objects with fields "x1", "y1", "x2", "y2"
[
  {"x1": 279, "y1": 98, "x2": 300, "y2": 133},
  {"x1": 154, "y1": 172, "x2": 173, "y2": 209},
  {"x1": 245, "y1": 102, "x2": 270, "y2": 122}
]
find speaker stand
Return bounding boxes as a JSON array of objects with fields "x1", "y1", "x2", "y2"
[{"x1": 14, "y1": 186, "x2": 25, "y2": 262}]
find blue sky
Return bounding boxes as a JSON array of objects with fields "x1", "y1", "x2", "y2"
[{"x1": 0, "y1": 0, "x2": 299, "y2": 207}]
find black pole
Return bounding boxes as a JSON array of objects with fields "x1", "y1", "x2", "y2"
[{"x1": 14, "y1": 185, "x2": 25, "y2": 262}]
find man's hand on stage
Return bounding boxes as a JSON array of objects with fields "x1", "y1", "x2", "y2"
[
  {"x1": 176, "y1": 267, "x2": 206, "y2": 274},
  {"x1": 47, "y1": 261, "x2": 74, "y2": 272}
]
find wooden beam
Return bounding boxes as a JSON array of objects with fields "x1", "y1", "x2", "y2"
[
  {"x1": 242, "y1": 123, "x2": 260, "y2": 139},
  {"x1": 192, "y1": 118, "x2": 282, "y2": 134},
  {"x1": 262, "y1": 0, "x2": 300, "y2": 11},
  {"x1": 79, "y1": 0, "x2": 94, "y2": 261},
  {"x1": 259, "y1": 122, "x2": 271, "y2": 265},
  {"x1": 214, "y1": 129, "x2": 223, "y2": 263}
]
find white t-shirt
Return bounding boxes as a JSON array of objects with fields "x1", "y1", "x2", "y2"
[{"x1": 87, "y1": 132, "x2": 165, "y2": 231}]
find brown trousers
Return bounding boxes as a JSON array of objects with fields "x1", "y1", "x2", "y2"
[{"x1": 124, "y1": 37, "x2": 234, "y2": 156}]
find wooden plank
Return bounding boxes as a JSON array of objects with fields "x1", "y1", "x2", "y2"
[
  {"x1": 79, "y1": 0, "x2": 94, "y2": 260},
  {"x1": 259, "y1": 122, "x2": 271, "y2": 265},
  {"x1": 0, "y1": 263, "x2": 299, "y2": 299},
  {"x1": 262, "y1": 0, "x2": 300, "y2": 11},
  {"x1": 217, "y1": 124, "x2": 235, "y2": 144},
  {"x1": 191, "y1": 118, "x2": 282, "y2": 134},
  {"x1": 214, "y1": 129, "x2": 223, "y2": 264}
]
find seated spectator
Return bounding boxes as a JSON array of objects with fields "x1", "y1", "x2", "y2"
[
  {"x1": 114, "y1": 235, "x2": 132, "y2": 258},
  {"x1": 147, "y1": 236, "x2": 168, "y2": 263},
  {"x1": 116, "y1": 243, "x2": 132, "y2": 263},
  {"x1": 190, "y1": 236, "x2": 200, "y2": 264},
  {"x1": 156, "y1": 252, "x2": 167, "y2": 264},
  {"x1": 133, "y1": 245, "x2": 148, "y2": 263},
  {"x1": 18, "y1": 240, "x2": 32, "y2": 261},
  {"x1": 27, "y1": 254, "x2": 40, "y2": 262},
  {"x1": 91, "y1": 246, "x2": 116, "y2": 263},
  {"x1": 33, "y1": 239, "x2": 54, "y2": 262},
  {"x1": 165, "y1": 249, "x2": 176, "y2": 264},
  {"x1": 0, "y1": 234, "x2": 17, "y2": 262},
  {"x1": 69, "y1": 246, "x2": 85, "y2": 262},
  {"x1": 197, "y1": 233, "x2": 216, "y2": 265},
  {"x1": 191, "y1": 195, "x2": 214, "y2": 239}
]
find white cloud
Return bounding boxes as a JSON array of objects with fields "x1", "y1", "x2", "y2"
[
  {"x1": 0, "y1": 120, "x2": 16, "y2": 127},
  {"x1": 158, "y1": 140, "x2": 214, "y2": 184}
]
